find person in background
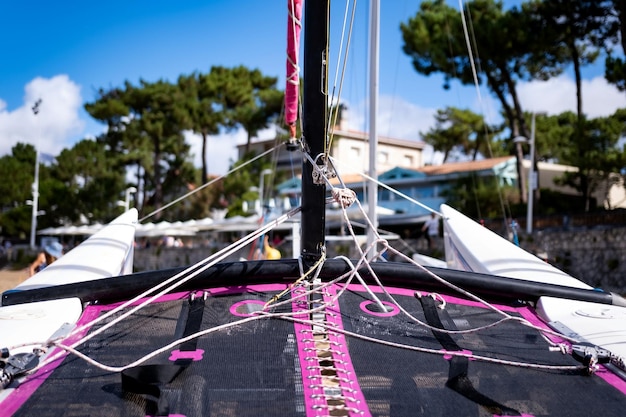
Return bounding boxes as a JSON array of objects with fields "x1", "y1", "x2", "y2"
[
  {"x1": 3, "y1": 240, "x2": 13, "y2": 262},
  {"x1": 263, "y1": 235, "x2": 281, "y2": 260},
  {"x1": 421, "y1": 212, "x2": 440, "y2": 250},
  {"x1": 29, "y1": 241, "x2": 64, "y2": 276}
]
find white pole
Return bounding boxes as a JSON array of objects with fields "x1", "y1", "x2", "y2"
[
  {"x1": 258, "y1": 169, "x2": 273, "y2": 217},
  {"x1": 292, "y1": 221, "x2": 300, "y2": 259},
  {"x1": 527, "y1": 113, "x2": 536, "y2": 234},
  {"x1": 124, "y1": 187, "x2": 137, "y2": 211},
  {"x1": 30, "y1": 150, "x2": 40, "y2": 249},
  {"x1": 366, "y1": 0, "x2": 380, "y2": 260}
]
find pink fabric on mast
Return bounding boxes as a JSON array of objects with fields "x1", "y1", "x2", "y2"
[{"x1": 285, "y1": 0, "x2": 302, "y2": 129}]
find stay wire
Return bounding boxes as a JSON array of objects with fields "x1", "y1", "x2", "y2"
[{"x1": 139, "y1": 145, "x2": 281, "y2": 223}]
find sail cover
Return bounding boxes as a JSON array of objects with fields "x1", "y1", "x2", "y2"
[{"x1": 285, "y1": 0, "x2": 302, "y2": 133}]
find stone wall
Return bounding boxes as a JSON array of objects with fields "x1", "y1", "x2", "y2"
[
  {"x1": 133, "y1": 226, "x2": 626, "y2": 293},
  {"x1": 518, "y1": 227, "x2": 626, "y2": 293}
]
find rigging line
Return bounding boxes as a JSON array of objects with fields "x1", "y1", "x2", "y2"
[
  {"x1": 368, "y1": 242, "x2": 580, "y2": 343},
  {"x1": 282, "y1": 316, "x2": 583, "y2": 372},
  {"x1": 327, "y1": 0, "x2": 358, "y2": 153},
  {"x1": 52, "y1": 313, "x2": 271, "y2": 373},
  {"x1": 331, "y1": 204, "x2": 517, "y2": 336},
  {"x1": 45, "y1": 265, "x2": 394, "y2": 374},
  {"x1": 333, "y1": 255, "x2": 388, "y2": 311},
  {"x1": 51, "y1": 275, "x2": 359, "y2": 374},
  {"x1": 458, "y1": 0, "x2": 483, "y2": 108},
  {"x1": 264, "y1": 253, "x2": 327, "y2": 308},
  {"x1": 263, "y1": 263, "x2": 355, "y2": 312},
  {"x1": 328, "y1": 0, "x2": 352, "y2": 107},
  {"x1": 332, "y1": 200, "x2": 516, "y2": 333},
  {"x1": 464, "y1": 2, "x2": 483, "y2": 78},
  {"x1": 47, "y1": 284, "x2": 336, "y2": 374},
  {"x1": 36, "y1": 258, "x2": 353, "y2": 374},
  {"x1": 43, "y1": 263, "x2": 579, "y2": 374},
  {"x1": 461, "y1": 0, "x2": 498, "y2": 164},
  {"x1": 327, "y1": 187, "x2": 574, "y2": 340},
  {"x1": 138, "y1": 145, "x2": 281, "y2": 223},
  {"x1": 50, "y1": 307, "x2": 582, "y2": 375},
  {"x1": 384, "y1": 0, "x2": 411, "y2": 138},
  {"x1": 299, "y1": 155, "x2": 572, "y2": 342},
  {"x1": 322, "y1": 0, "x2": 331, "y2": 157},
  {"x1": 327, "y1": 197, "x2": 504, "y2": 334},
  {"x1": 34, "y1": 207, "x2": 302, "y2": 372},
  {"x1": 85, "y1": 208, "x2": 300, "y2": 332},
  {"x1": 465, "y1": 0, "x2": 512, "y2": 224},
  {"x1": 457, "y1": 0, "x2": 511, "y2": 224},
  {"x1": 330, "y1": 155, "x2": 444, "y2": 216}
]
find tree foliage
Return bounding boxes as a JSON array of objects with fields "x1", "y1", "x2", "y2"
[
  {"x1": 442, "y1": 174, "x2": 517, "y2": 220},
  {"x1": 553, "y1": 110, "x2": 626, "y2": 210},
  {"x1": 3, "y1": 4, "x2": 626, "y2": 239},
  {"x1": 605, "y1": 1, "x2": 626, "y2": 91},
  {"x1": 405, "y1": 0, "x2": 626, "y2": 210},
  {"x1": 86, "y1": 79, "x2": 196, "y2": 218},
  {"x1": 421, "y1": 107, "x2": 505, "y2": 162}
]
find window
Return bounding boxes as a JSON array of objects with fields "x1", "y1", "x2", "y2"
[
  {"x1": 378, "y1": 151, "x2": 389, "y2": 164},
  {"x1": 403, "y1": 155, "x2": 414, "y2": 167}
]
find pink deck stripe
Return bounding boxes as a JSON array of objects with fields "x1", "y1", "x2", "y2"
[
  {"x1": 292, "y1": 286, "x2": 328, "y2": 416},
  {"x1": 323, "y1": 285, "x2": 372, "y2": 417},
  {"x1": 4, "y1": 304, "x2": 102, "y2": 416}
]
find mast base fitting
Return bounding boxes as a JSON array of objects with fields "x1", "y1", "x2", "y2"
[{"x1": 286, "y1": 137, "x2": 300, "y2": 152}]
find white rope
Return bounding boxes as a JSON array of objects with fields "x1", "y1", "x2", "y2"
[
  {"x1": 32, "y1": 206, "x2": 302, "y2": 373},
  {"x1": 310, "y1": 165, "x2": 581, "y2": 344},
  {"x1": 331, "y1": 187, "x2": 357, "y2": 208},
  {"x1": 329, "y1": 155, "x2": 444, "y2": 217},
  {"x1": 24, "y1": 153, "x2": 588, "y2": 379},
  {"x1": 48, "y1": 287, "x2": 583, "y2": 374},
  {"x1": 327, "y1": 0, "x2": 358, "y2": 152},
  {"x1": 139, "y1": 145, "x2": 280, "y2": 223}
]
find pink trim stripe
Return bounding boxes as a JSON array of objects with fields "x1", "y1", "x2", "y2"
[
  {"x1": 343, "y1": 283, "x2": 626, "y2": 395},
  {"x1": 3, "y1": 305, "x2": 101, "y2": 416},
  {"x1": 292, "y1": 287, "x2": 328, "y2": 416},
  {"x1": 323, "y1": 285, "x2": 372, "y2": 417}
]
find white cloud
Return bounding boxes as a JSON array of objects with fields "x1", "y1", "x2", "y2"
[
  {"x1": 185, "y1": 129, "x2": 244, "y2": 176},
  {"x1": 343, "y1": 94, "x2": 444, "y2": 165},
  {"x1": 6, "y1": 72, "x2": 622, "y2": 179},
  {"x1": 344, "y1": 94, "x2": 437, "y2": 141},
  {"x1": 518, "y1": 74, "x2": 626, "y2": 118},
  {"x1": 0, "y1": 75, "x2": 84, "y2": 157}
]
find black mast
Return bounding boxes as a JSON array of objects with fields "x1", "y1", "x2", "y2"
[{"x1": 300, "y1": 0, "x2": 329, "y2": 264}]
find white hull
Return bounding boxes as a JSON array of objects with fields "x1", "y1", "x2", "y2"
[
  {"x1": 441, "y1": 203, "x2": 626, "y2": 363},
  {"x1": 0, "y1": 209, "x2": 137, "y2": 358}
]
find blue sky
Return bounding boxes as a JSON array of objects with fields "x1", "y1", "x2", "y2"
[{"x1": 1, "y1": 0, "x2": 625, "y2": 174}]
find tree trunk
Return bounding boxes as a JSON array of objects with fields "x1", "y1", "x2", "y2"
[
  {"x1": 486, "y1": 69, "x2": 529, "y2": 204},
  {"x1": 201, "y1": 130, "x2": 208, "y2": 184},
  {"x1": 153, "y1": 139, "x2": 163, "y2": 220}
]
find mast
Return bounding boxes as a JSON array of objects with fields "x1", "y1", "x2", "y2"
[
  {"x1": 366, "y1": 0, "x2": 380, "y2": 259},
  {"x1": 300, "y1": 0, "x2": 329, "y2": 264}
]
